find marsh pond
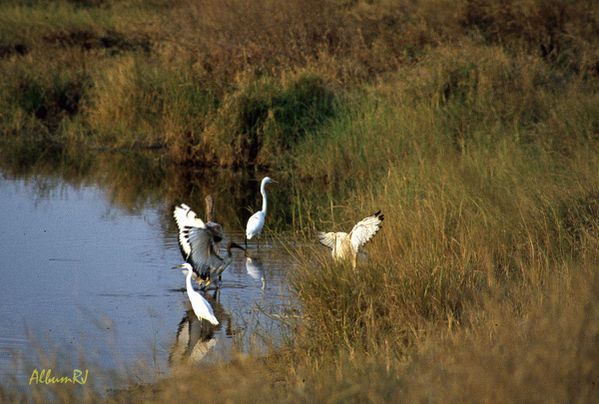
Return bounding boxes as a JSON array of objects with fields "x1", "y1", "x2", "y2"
[{"x1": 0, "y1": 152, "x2": 301, "y2": 389}]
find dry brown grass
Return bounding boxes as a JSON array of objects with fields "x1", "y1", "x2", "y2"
[
  {"x1": 1, "y1": 1, "x2": 599, "y2": 402},
  {"x1": 2, "y1": 0, "x2": 599, "y2": 166}
]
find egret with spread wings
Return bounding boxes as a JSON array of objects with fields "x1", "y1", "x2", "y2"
[{"x1": 318, "y1": 211, "x2": 384, "y2": 269}]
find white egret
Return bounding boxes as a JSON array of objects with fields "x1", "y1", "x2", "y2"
[
  {"x1": 245, "y1": 176, "x2": 276, "y2": 249},
  {"x1": 318, "y1": 210, "x2": 384, "y2": 269},
  {"x1": 174, "y1": 202, "x2": 244, "y2": 288},
  {"x1": 177, "y1": 263, "x2": 219, "y2": 325}
]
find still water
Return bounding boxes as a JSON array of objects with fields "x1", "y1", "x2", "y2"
[{"x1": 0, "y1": 165, "x2": 296, "y2": 388}]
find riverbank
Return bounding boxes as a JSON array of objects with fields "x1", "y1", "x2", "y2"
[{"x1": 1, "y1": 1, "x2": 598, "y2": 402}]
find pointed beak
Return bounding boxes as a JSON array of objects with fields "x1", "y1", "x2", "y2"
[
  {"x1": 172, "y1": 264, "x2": 186, "y2": 270},
  {"x1": 229, "y1": 241, "x2": 246, "y2": 252}
]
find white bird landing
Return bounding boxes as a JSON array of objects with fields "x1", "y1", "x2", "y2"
[
  {"x1": 318, "y1": 210, "x2": 384, "y2": 269},
  {"x1": 173, "y1": 202, "x2": 244, "y2": 288},
  {"x1": 178, "y1": 263, "x2": 219, "y2": 325},
  {"x1": 245, "y1": 177, "x2": 276, "y2": 249}
]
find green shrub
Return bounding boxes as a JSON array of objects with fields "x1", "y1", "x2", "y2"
[{"x1": 197, "y1": 73, "x2": 336, "y2": 167}]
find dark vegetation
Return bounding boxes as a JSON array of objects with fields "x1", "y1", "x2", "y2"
[{"x1": 0, "y1": 0, "x2": 598, "y2": 402}]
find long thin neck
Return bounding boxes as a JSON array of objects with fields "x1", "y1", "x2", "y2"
[
  {"x1": 185, "y1": 269, "x2": 193, "y2": 292},
  {"x1": 260, "y1": 182, "x2": 268, "y2": 216}
]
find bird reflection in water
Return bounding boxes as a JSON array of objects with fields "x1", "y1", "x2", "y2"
[
  {"x1": 245, "y1": 256, "x2": 266, "y2": 290},
  {"x1": 169, "y1": 291, "x2": 233, "y2": 367}
]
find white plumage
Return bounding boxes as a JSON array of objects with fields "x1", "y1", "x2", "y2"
[
  {"x1": 245, "y1": 211, "x2": 265, "y2": 240},
  {"x1": 180, "y1": 263, "x2": 219, "y2": 325},
  {"x1": 245, "y1": 177, "x2": 276, "y2": 246},
  {"x1": 318, "y1": 210, "x2": 384, "y2": 268}
]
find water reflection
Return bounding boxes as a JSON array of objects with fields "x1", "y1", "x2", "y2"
[
  {"x1": 246, "y1": 256, "x2": 266, "y2": 290},
  {"x1": 0, "y1": 161, "x2": 297, "y2": 386},
  {"x1": 169, "y1": 292, "x2": 231, "y2": 367},
  {"x1": 0, "y1": 147, "x2": 345, "y2": 235}
]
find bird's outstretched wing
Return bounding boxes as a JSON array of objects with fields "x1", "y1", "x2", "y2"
[
  {"x1": 174, "y1": 203, "x2": 224, "y2": 275},
  {"x1": 349, "y1": 211, "x2": 384, "y2": 252},
  {"x1": 205, "y1": 222, "x2": 224, "y2": 243},
  {"x1": 187, "y1": 226, "x2": 221, "y2": 278},
  {"x1": 174, "y1": 204, "x2": 207, "y2": 258},
  {"x1": 318, "y1": 232, "x2": 341, "y2": 250}
]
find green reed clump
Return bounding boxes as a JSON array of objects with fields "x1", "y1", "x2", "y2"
[
  {"x1": 292, "y1": 41, "x2": 599, "y2": 188},
  {"x1": 13, "y1": 70, "x2": 88, "y2": 131},
  {"x1": 197, "y1": 73, "x2": 337, "y2": 167},
  {"x1": 0, "y1": 49, "x2": 90, "y2": 143},
  {"x1": 85, "y1": 56, "x2": 219, "y2": 150},
  {"x1": 270, "y1": 74, "x2": 336, "y2": 149}
]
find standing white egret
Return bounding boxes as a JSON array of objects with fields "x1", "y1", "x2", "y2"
[
  {"x1": 173, "y1": 203, "x2": 244, "y2": 288},
  {"x1": 318, "y1": 210, "x2": 384, "y2": 269},
  {"x1": 245, "y1": 176, "x2": 276, "y2": 249},
  {"x1": 177, "y1": 263, "x2": 219, "y2": 325}
]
